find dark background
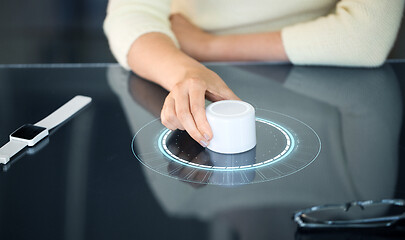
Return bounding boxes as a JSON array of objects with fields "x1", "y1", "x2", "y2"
[
  {"x1": 0, "y1": 0, "x2": 404, "y2": 65},
  {"x1": 0, "y1": 0, "x2": 114, "y2": 64}
]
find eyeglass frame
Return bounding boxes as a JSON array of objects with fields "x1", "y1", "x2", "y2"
[{"x1": 294, "y1": 199, "x2": 405, "y2": 229}]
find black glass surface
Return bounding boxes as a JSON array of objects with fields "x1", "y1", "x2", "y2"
[
  {"x1": 1, "y1": 62, "x2": 405, "y2": 239},
  {"x1": 132, "y1": 109, "x2": 321, "y2": 186},
  {"x1": 11, "y1": 124, "x2": 47, "y2": 140}
]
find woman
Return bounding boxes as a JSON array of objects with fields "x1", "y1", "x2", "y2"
[{"x1": 104, "y1": 0, "x2": 404, "y2": 147}]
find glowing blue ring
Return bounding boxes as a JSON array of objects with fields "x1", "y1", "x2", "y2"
[{"x1": 157, "y1": 117, "x2": 295, "y2": 172}]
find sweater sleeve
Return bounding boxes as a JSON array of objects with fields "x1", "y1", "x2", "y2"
[
  {"x1": 103, "y1": 0, "x2": 179, "y2": 70},
  {"x1": 281, "y1": 0, "x2": 405, "y2": 67}
]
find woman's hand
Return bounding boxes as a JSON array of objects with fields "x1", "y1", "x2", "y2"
[
  {"x1": 161, "y1": 65, "x2": 239, "y2": 147},
  {"x1": 170, "y1": 13, "x2": 214, "y2": 61},
  {"x1": 127, "y1": 32, "x2": 239, "y2": 147}
]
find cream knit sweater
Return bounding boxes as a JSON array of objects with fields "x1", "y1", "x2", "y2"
[{"x1": 104, "y1": 0, "x2": 404, "y2": 69}]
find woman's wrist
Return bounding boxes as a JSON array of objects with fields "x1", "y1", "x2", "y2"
[
  {"x1": 199, "y1": 33, "x2": 217, "y2": 61},
  {"x1": 192, "y1": 33, "x2": 218, "y2": 61},
  {"x1": 193, "y1": 32, "x2": 289, "y2": 62},
  {"x1": 163, "y1": 51, "x2": 208, "y2": 90},
  {"x1": 195, "y1": 34, "x2": 231, "y2": 61}
]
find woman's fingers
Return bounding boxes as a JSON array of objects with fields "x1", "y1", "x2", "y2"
[
  {"x1": 224, "y1": 89, "x2": 241, "y2": 100},
  {"x1": 161, "y1": 96, "x2": 184, "y2": 130},
  {"x1": 160, "y1": 66, "x2": 240, "y2": 147},
  {"x1": 189, "y1": 84, "x2": 212, "y2": 141},
  {"x1": 214, "y1": 84, "x2": 241, "y2": 101},
  {"x1": 174, "y1": 90, "x2": 208, "y2": 147}
]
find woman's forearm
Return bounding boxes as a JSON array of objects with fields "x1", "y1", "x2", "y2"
[
  {"x1": 205, "y1": 31, "x2": 289, "y2": 62},
  {"x1": 127, "y1": 32, "x2": 203, "y2": 91},
  {"x1": 170, "y1": 14, "x2": 289, "y2": 63}
]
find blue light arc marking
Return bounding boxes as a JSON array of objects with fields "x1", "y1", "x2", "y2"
[{"x1": 157, "y1": 117, "x2": 296, "y2": 172}]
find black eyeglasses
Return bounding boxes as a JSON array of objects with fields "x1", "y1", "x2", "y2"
[{"x1": 294, "y1": 199, "x2": 405, "y2": 228}]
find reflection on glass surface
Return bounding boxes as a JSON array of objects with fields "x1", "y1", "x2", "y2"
[
  {"x1": 294, "y1": 199, "x2": 405, "y2": 229},
  {"x1": 108, "y1": 63, "x2": 402, "y2": 239},
  {"x1": 165, "y1": 129, "x2": 256, "y2": 186},
  {"x1": 1, "y1": 138, "x2": 49, "y2": 172},
  {"x1": 207, "y1": 148, "x2": 256, "y2": 186}
]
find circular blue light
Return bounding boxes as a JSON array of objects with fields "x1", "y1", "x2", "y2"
[{"x1": 157, "y1": 117, "x2": 295, "y2": 172}]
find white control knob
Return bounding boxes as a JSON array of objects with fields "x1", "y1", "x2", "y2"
[{"x1": 206, "y1": 100, "x2": 256, "y2": 154}]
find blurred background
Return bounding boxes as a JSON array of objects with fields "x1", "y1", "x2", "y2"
[
  {"x1": 0, "y1": 0, "x2": 114, "y2": 64},
  {"x1": 0, "y1": 0, "x2": 404, "y2": 65}
]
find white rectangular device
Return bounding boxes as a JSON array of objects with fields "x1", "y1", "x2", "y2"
[{"x1": 10, "y1": 124, "x2": 49, "y2": 147}]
